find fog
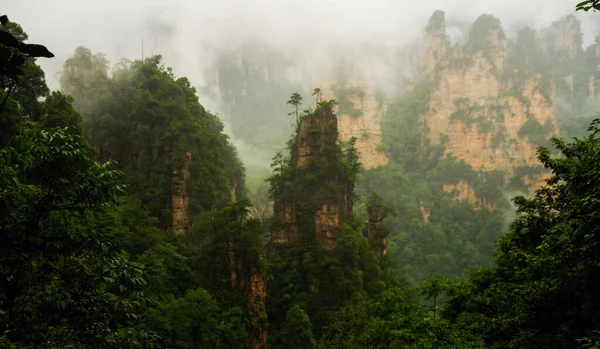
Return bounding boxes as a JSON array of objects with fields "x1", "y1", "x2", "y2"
[
  {"x1": 5, "y1": 0, "x2": 600, "y2": 177},
  {"x1": 5, "y1": 0, "x2": 599, "y2": 93}
]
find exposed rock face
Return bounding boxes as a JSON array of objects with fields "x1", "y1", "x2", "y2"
[
  {"x1": 246, "y1": 262, "x2": 267, "y2": 349},
  {"x1": 294, "y1": 105, "x2": 339, "y2": 168},
  {"x1": 171, "y1": 152, "x2": 192, "y2": 234},
  {"x1": 270, "y1": 203, "x2": 298, "y2": 245},
  {"x1": 312, "y1": 74, "x2": 389, "y2": 170},
  {"x1": 421, "y1": 12, "x2": 561, "y2": 210},
  {"x1": 420, "y1": 201, "x2": 431, "y2": 223},
  {"x1": 315, "y1": 204, "x2": 340, "y2": 249},
  {"x1": 270, "y1": 106, "x2": 353, "y2": 254},
  {"x1": 421, "y1": 10, "x2": 447, "y2": 75},
  {"x1": 222, "y1": 205, "x2": 267, "y2": 349},
  {"x1": 363, "y1": 202, "x2": 389, "y2": 258},
  {"x1": 540, "y1": 15, "x2": 582, "y2": 61},
  {"x1": 227, "y1": 245, "x2": 267, "y2": 349},
  {"x1": 443, "y1": 180, "x2": 496, "y2": 211}
]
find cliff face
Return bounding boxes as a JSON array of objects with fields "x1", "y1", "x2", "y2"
[
  {"x1": 221, "y1": 202, "x2": 267, "y2": 349},
  {"x1": 421, "y1": 10, "x2": 447, "y2": 75},
  {"x1": 247, "y1": 270, "x2": 267, "y2": 349},
  {"x1": 270, "y1": 105, "x2": 354, "y2": 253},
  {"x1": 417, "y1": 12, "x2": 574, "y2": 210},
  {"x1": 363, "y1": 201, "x2": 389, "y2": 258},
  {"x1": 312, "y1": 72, "x2": 389, "y2": 170},
  {"x1": 539, "y1": 15, "x2": 582, "y2": 61},
  {"x1": 205, "y1": 12, "x2": 595, "y2": 218},
  {"x1": 171, "y1": 152, "x2": 192, "y2": 234}
]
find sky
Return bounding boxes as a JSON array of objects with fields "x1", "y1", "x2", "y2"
[
  {"x1": 4, "y1": 0, "x2": 599, "y2": 174},
  {"x1": 4, "y1": 0, "x2": 599, "y2": 93}
]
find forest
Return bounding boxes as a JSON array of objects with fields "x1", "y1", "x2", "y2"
[{"x1": 2, "y1": 1, "x2": 600, "y2": 348}]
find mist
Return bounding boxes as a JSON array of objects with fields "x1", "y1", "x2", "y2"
[
  {"x1": 6, "y1": 1, "x2": 599, "y2": 90},
  {"x1": 5, "y1": 0, "x2": 600, "y2": 177}
]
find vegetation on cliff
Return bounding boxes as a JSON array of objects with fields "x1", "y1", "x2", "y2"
[
  {"x1": 60, "y1": 48, "x2": 247, "y2": 230},
  {"x1": 356, "y1": 7, "x2": 600, "y2": 284},
  {"x1": 4, "y1": 2, "x2": 600, "y2": 348}
]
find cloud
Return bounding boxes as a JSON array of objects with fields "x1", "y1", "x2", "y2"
[{"x1": 5, "y1": 1, "x2": 598, "y2": 92}]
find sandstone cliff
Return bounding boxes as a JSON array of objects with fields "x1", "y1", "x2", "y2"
[
  {"x1": 363, "y1": 200, "x2": 389, "y2": 258},
  {"x1": 269, "y1": 104, "x2": 355, "y2": 254},
  {"x1": 415, "y1": 12, "x2": 584, "y2": 210},
  {"x1": 171, "y1": 152, "x2": 192, "y2": 234},
  {"x1": 312, "y1": 72, "x2": 389, "y2": 170}
]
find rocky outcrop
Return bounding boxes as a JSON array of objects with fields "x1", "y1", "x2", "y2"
[
  {"x1": 312, "y1": 73, "x2": 389, "y2": 170},
  {"x1": 270, "y1": 105, "x2": 354, "y2": 254},
  {"x1": 443, "y1": 180, "x2": 496, "y2": 211},
  {"x1": 421, "y1": 10, "x2": 447, "y2": 75},
  {"x1": 270, "y1": 203, "x2": 298, "y2": 246},
  {"x1": 228, "y1": 245, "x2": 267, "y2": 349},
  {"x1": 420, "y1": 12, "x2": 562, "y2": 210},
  {"x1": 420, "y1": 202, "x2": 431, "y2": 223},
  {"x1": 540, "y1": 15, "x2": 582, "y2": 61},
  {"x1": 315, "y1": 204, "x2": 340, "y2": 250},
  {"x1": 363, "y1": 201, "x2": 389, "y2": 258},
  {"x1": 171, "y1": 152, "x2": 192, "y2": 234},
  {"x1": 293, "y1": 104, "x2": 339, "y2": 168},
  {"x1": 222, "y1": 205, "x2": 267, "y2": 349},
  {"x1": 247, "y1": 270, "x2": 267, "y2": 349}
]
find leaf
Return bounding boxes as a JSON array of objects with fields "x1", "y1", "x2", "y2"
[
  {"x1": 18, "y1": 43, "x2": 54, "y2": 58},
  {"x1": 0, "y1": 15, "x2": 8, "y2": 26}
]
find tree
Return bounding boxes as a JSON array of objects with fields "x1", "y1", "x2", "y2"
[
  {"x1": 287, "y1": 92, "x2": 302, "y2": 126},
  {"x1": 60, "y1": 51, "x2": 245, "y2": 229},
  {"x1": 444, "y1": 118, "x2": 600, "y2": 348},
  {"x1": 0, "y1": 14, "x2": 53, "y2": 113},
  {"x1": 0, "y1": 16, "x2": 55, "y2": 145},
  {"x1": 144, "y1": 288, "x2": 245, "y2": 348},
  {"x1": 421, "y1": 277, "x2": 454, "y2": 323},
  {"x1": 312, "y1": 88, "x2": 322, "y2": 104},
  {"x1": 59, "y1": 46, "x2": 110, "y2": 114},
  {"x1": 576, "y1": 0, "x2": 600, "y2": 11},
  {"x1": 279, "y1": 305, "x2": 316, "y2": 349},
  {"x1": 0, "y1": 124, "x2": 156, "y2": 347}
]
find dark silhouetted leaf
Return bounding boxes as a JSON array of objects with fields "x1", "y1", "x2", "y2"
[
  {"x1": 0, "y1": 15, "x2": 8, "y2": 26},
  {"x1": 18, "y1": 43, "x2": 54, "y2": 58}
]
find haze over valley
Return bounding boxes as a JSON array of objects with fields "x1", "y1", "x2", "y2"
[{"x1": 3, "y1": 1, "x2": 600, "y2": 348}]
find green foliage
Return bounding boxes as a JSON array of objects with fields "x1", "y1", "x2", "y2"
[
  {"x1": 212, "y1": 44, "x2": 307, "y2": 177},
  {"x1": 518, "y1": 116, "x2": 555, "y2": 146},
  {"x1": 447, "y1": 56, "x2": 474, "y2": 71},
  {"x1": 0, "y1": 125, "x2": 156, "y2": 348},
  {"x1": 444, "y1": 119, "x2": 600, "y2": 347},
  {"x1": 0, "y1": 20, "x2": 53, "y2": 146},
  {"x1": 144, "y1": 288, "x2": 247, "y2": 348},
  {"x1": 0, "y1": 14, "x2": 53, "y2": 88},
  {"x1": 266, "y1": 102, "x2": 395, "y2": 345},
  {"x1": 426, "y1": 10, "x2": 445, "y2": 34},
  {"x1": 266, "y1": 218, "x2": 393, "y2": 345},
  {"x1": 8, "y1": 7, "x2": 600, "y2": 349},
  {"x1": 319, "y1": 286, "x2": 484, "y2": 348},
  {"x1": 59, "y1": 46, "x2": 110, "y2": 114},
  {"x1": 381, "y1": 77, "x2": 432, "y2": 167},
  {"x1": 468, "y1": 14, "x2": 505, "y2": 53},
  {"x1": 60, "y1": 50, "x2": 246, "y2": 228},
  {"x1": 280, "y1": 305, "x2": 317, "y2": 349},
  {"x1": 577, "y1": 0, "x2": 600, "y2": 11},
  {"x1": 361, "y1": 75, "x2": 509, "y2": 282},
  {"x1": 287, "y1": 92, "x2": 303, "y2": 125},
  {"x1": 332, "y1": 84, "x2": 364, "y2": 118}
]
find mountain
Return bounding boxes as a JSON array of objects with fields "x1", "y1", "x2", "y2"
[{"x1": 204, "y1": 10, "x2": 600, "y2": 281}]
